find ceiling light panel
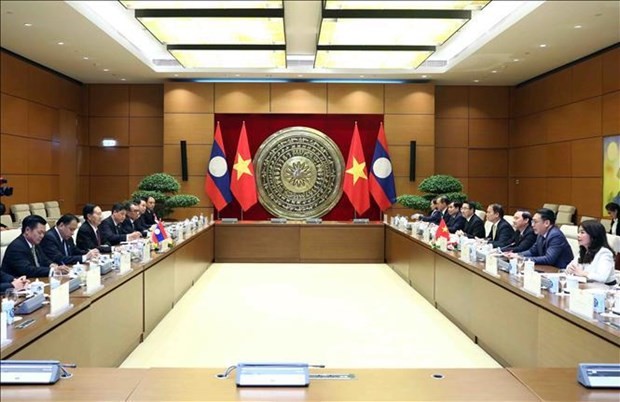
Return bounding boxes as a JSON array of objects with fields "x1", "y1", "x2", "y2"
[
  {"x1": 323, "y1": 1, "x2": 489, "y2": 10},
  {"x1": 315, "y1": 49, "x2": 433, "y2": 69},
  {"x1": 121, "y1": 1, "x2": 282, "y2": 10},
  {"x1": 169, "y1": 46, "x2": 286, "y2": 68}
]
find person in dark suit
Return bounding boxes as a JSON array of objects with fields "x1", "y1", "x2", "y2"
[
  {"x1": 100, "y1": 203, "x2": 142, "y2": 246},
  {"x1": 76, "y1": 203, "x2": 103, "y2": 251},
  {"x1": 122, "y1": 201, "x2": 148, "y2": 237},
  {"x1": 508, "y1": 208, "x2": 574, "y2": 269},
  {"x1": 141, "y1": 196, "x2": 157, "y2": 226},
  {"x1": 41, "y1": 214, "x2": 100, "y2": 265},
  {"x1": 502, "y1": 210, "x2": 537, "y2": 253},
  {"x1": 456, "y1": 201, "x2": 486, "y2": 239},
  {"x1": 1, "y1": 215, "x2": 69, "y2": 278},
  {"x1": 446, "y1": 201, "x2": 466, "y2": 233},
  {"x1": 413, "y1": 196, "x2": 449, "y2": 225},
  {"x1": 0, "y1": 202, "x2": 8, "y2": 230},
  {"x1": 485, "y1": 203, "x2": 514, "y2": 249},
  {"x1": 605, "y1": 202, "x2": 620, "y2": 236},
  {"x1": 0, "y1": 270, "x2": 29, "y2": 293}
]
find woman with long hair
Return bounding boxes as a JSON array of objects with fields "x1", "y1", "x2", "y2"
[{"x1": 566, "y1": 220, "x2": 617, "y2": 285}]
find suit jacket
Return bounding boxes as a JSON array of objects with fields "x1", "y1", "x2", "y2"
[
  {"x1": 463, "y1": 214, "x2": 486, "y2": 239},
  {"x1": 40, "y1": 228, "x2": 86, "y2": 265},
  {"x1": 121, "y1": 218, "x2": 147, "y2": 238},
  {"x1": 99, "y1": 216, "x2": 127, "y2": 246},
  {"x1": 502, "y1": 225, "x2": 537, "y2": 253},
  {"x1": 487, "y1": 219, "x2": 515, "y2": 249},
  {"x1": 446, "y1": 213, "x2": 466, "y2": 233},
  {"x1": 522, "y1": 226, "x2": 574, "y2": 268},
  {"x1": 0, "y1": 271, "x2": 16, "y2": 293},
  {"x1": 420, "y1": 209, "x2": 442, "y2": 225},
  {"x1": 1, "y1": 235, "x2": 53, "y2": 278},
  {"x1": 76, "y1": 222, "x2": 100, "y2": 252},
  {"x1": 142, "y1": 209, "x2": 156, "y2": 226}
]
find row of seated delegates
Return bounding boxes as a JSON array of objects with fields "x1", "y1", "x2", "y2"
[
  {"x1": 506, "y1": 208, "x2": 574, "y2": 269},
  {"x1": 501, "y1": 210, "x2": 537, "y2": 253},
  {"x1": 0, "y1": 270, "x2": 29, "y2": 293},
  {"x1": 484, "y1": 203, "x2": 514, "y2": 249},
  {"x1": 40, "y1": 214, "x2": 100, "y2": 265},
  {"x1": 76, "y1": 203, "x2": 103, "y2": 251},
  {"x1": 141, "y1": 195, "x2": 157, "y2": 226},
  {"x1": 445, "y1": 201, "x2": 466, "y2": 233},
  {"x1": 99, "y1": 202, "x2": 143, "y2": 246},
  {"x1": 456, "y1": 201, "x2": 485, "y2": 239},
  {"x1": 123, "y1": 200, "x2": 150, "y2": 237},
  {"x1": 1, "y1": 215, "x2": 70, "y2": 278},
  {"x1": 606, "y1": 202, "x2": 620, "y2": 236},
  {"x1": 566, "y1": 220, "x2": 617, "y2": 285},
  {"x1": 411, "y1": 197, "x2": 448, "y2": 225}
]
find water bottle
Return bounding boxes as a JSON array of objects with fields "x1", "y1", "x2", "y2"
[
  {"x1": 113, "y1": 251, "x2": 121, "y2": 268},
  {"x1": 2, "y1": 297, "x2": 15, "y2": 325}
]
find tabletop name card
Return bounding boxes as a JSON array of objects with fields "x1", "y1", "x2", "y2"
[
  {"x1": 484, "y1": 254, "x2": 499, "y2": 277},
  {"x1": 569, "y1": 289, "x2": 594, "y2": 320},
  {"x1": 120, "y1": 252, "x2": 132, "y2": 275},
  {"x1": 0, "y1": 312, "x2": 9, "y2": 346},
  {"x1": 523, "y1": 270, "x2": 542, "y2": 297},
  {"x1": 86, "y1": 264, "x2": 102, "y2": 296},
  {"x1": 48, "y1": 282, "x2": 71, "y2": 317}
]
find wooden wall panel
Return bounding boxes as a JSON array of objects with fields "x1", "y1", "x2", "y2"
[
  {"x1": 163, "y1": 114, "x2": 213, "y2": 145},
  {"x1": 384, "y1": 84, "x2": 434, "y2": 115},
  {"x1": 468, "y1": 178, "x2": 508, "y2": 207},
  {"x1": 435, "y1": 148, "x2": 468, "y2": 176},
  {"x1": 28, "y1": 67, "x2": 61, "y2": 108},
  {"x1": 0, "y1": 134, "x2": 29, "y2": 174},
  {"x1": 511, "y1": 178, "x2": 547, "y2": 211},
  {"x1": 326, "y1": 84, "x2": 384, "y2": 114},
  {"x1": 602, "y1": 91, "x2": 620, "y2": 135},
  {"x1": 394, "y1": 177, "x2": 419, "y2": 198},
  {"x1": 58, "y1": 79, "x2": 81, "y2": 113},
  {"x1": 270, "y1": 83, "x2": 327, "y2": 113},
  {"x1": 415, "y1": 146, "x2": 435, "y2": 179},
  {"x1": 77, "y1": 115, "x2": 89, "y2": 146},
  {"x1": 546, "y1": 98, "x2": 601, "y2": 143},
  {"x1": 384, "y1": 114, "x2": 434, "y2": 145},
  {"x1": 89, "y1": 117, "x2": 129, "y2": 146},
  {"x1": 546, "y1": 178, "x2": 572, "y2": 206},
  {"x1": 90, "y1": 148, "x2": 129, "y2": 176},
  {"x1": 435, "y1": 86, "x2": 468, "y2": 118},
  {"x1": 1, "y1": 52, "x2": 29, "y2": 98},
  {"x1": 389, "y1": 145, "x2": 410, "y2": 177},
  {"x1": 3, "y1": 175, "x2": 29, "y2": 208},
  {"x1": 28, "y1": 175, "x2": 59, "y2": 204},
  {"x1": 468, "y1": 119, "x2": 509, "y2": 148},
  {"x1": 173, "y1": 176, "x2": 208, "y2": 206},
  {"x1": 129, "y1": 117, "x2": 163, "y2": 146},
  {"x1": 77, "y1": 146, "x2": 90, "y2": 176},
  {"x1": 545, "y1": 142, "x2": 571, "y2": 177},
  {"x1": 435, "y1": 118, "x2": 468, "y2": 148},
  {"x1": 214, "y1": 83, "x2": 269, "y2": 113},
  {"x1": 510, "y1": 145, "x2": 544, "y2": 178},
  {"x1": 129, "y1": 85, "x2": 163, "y2": 117},
  {"x1": 510, "y1": 113, "x2": 547, "y2": 147},
  {"x1": 469, "y1": 87, "x2": 510, "y2": 118},
  {"x1": 571, "y1": 56, "x2": 602, "y2": 102},
  {"x1": 602, "y1": 47, "x2": 619, "y2": 93},
  {"x1": 540, "y1": 68, "x2": 572, "y2": 110},
  {"x1": 164, "y1": 144, "x2": 210, "y2": 177},
  {"x1": 27, "y1": 102, "x2": 57, "y2": 140},
  {"x1": 1, "y1": 94, "x2": 28, "y2": 135},
  {"x1": 89, "y1": 85, "x2": 129, "y2": 117},
  {"x1": 77, "y1": 176, "x2": 90, "y2": 207},
  {"x1": 571, "y1": 178, "x2": 602, "y2": 217},
  {"x1": 571, "y1": 137, "x2": 602, "y2": 177},
  {"x1": 164, "y1": 82, "x2": 214, "y2": 113},
  {"x1": 27, "y1": 139, "x2": 53, "y2": 175},
  {"x1": 468, "y1": 149, "x2": 508, "y2": 177},
  {"x1": 58, "y1": 110, "x2": 77, "y2": 213},
  {"x1": 89, "y1": 176, "x2": 130, "y2": 208},
  {"x1": 129, "y1": 146, "x2": 163, "y2": 176}
]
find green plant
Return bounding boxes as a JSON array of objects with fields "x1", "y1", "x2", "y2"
[
  {"x1": 132, "y1": 173, "x2": 199, "y2": 218},
  {"x1": 397, "y1": 175, "x2": 477, "y2": 213}
]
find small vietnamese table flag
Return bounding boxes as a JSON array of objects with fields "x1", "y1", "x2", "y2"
[
  {"x1": 343, "y1": 122, "x2": 370, "y2": 215},
  {"x1": 230, "y1": 121, "x2": 258, "y2": 211},
  {"x1": 435, "y1": 218, "x2": 450, "y2": 241},
  {"x1": 369, "y1": 122, "x2": 396, "y2": 211},
  {"x1": 205, "y1": 121, "x2": 233, "y2": 211}
]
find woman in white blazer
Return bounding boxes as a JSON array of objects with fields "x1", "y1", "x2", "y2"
[{"x1": 566, "y1": 220, "x2": 617, "y2": 285}]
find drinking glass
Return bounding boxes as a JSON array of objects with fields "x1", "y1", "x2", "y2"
[
  {"x1": 601, "y1": 290, "x2": 617, "y2": 317},
  {"x1": 558, "y1": 274, "x2": 567, "y2": 296},
  {"x1": 516, "y1": 257, "x2": 525, "y2": 276}
]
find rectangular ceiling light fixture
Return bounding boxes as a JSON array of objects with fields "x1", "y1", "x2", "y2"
[
  {"x1": 121, "y1": 1, "x2": 283, "y2": 9},
  {"x1": 323, "y1": 1, "x2": 489, "y2": 11},
  {"x1": 315, "y1": 46, "x2": 434, "y2": 69},
  {"x1": 169, "y1": 45, "x2": 286, "y2": 69}
]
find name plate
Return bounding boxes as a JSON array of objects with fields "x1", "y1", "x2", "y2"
[
  {"x1": 523, "y1": 270, "x2": 542, "y2": 297},
  {"x1": 484, "y1": 255, "x2": 499, "y2": 277},
  {"x1": 141, "y1": 242, "x2": 151, "y2": 263},
  {"x1": 120, "y1": 252, "x2": 131, "y2": 274},
  {"x1": 460, "y1": 243, "x2": 471, "y2": 263},
  {"x1": 86, "y1": 264, "x2": 102, "y2": 294},
  {"x1": 569, "y1": 289, "x2": 594, "y2": 319},
  {"x1": 0, "y1": 312, "x2": 9, "y2": 346},
  {"x1": 221, "y1": 218, "x2": 238, "y2": 224},
  {"x1": 236, "y1": 363, "x2": 309, "y2": 387},
  {"x1": 306, "y1": 218, "x2": 322, "y2": 224},
  {"x1": 353, "y1": 218, "x2": 369, "y2": 224},
  {"x1": 49, "y1": 282, "x2": 70, "y2": 316},
  {"x1": 271, "y1": 218, "x2": 288, "y2": 224}
]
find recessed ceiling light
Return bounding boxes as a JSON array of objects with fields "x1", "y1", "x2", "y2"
[
  {"x1": 57, "y1": 41, "x2": 64, "y2": 45},
  {"x1": 513, "y1": 58, "x2": 519, "y2": 62},
  {"x1": 120, "y1": 78, "x2": 126, "y2": 81},
  {"x1": 574, "y1": 24, "x2": 582, "y2": 29},
  {"x1": 491, "y1": 70, "x2": 497, "y2": 74},
  {"x1": 359, "y1": 75, "x2": 365, "y2": 78},
  {"x1": 235, "y1": 74, "x2": 241, "y2": 77},
  {"x1": 473, "y1": 79, "x2": 480, "y2": 83},
  {"x1": 173, "y1": 74, "x2": 179, "y2": 77},
  {"x1": 23, "y1": 23, "x2": 32, "y2": 27},
  {"x1": 103, "y1": 68, "x2": 109, "y2": 72},
  {"x1": 297, "y1": 74, "x2": 303, "y2": 77},
  {"x1": 421, "y1": 75, "x2": 428, "y2": 78},
  {"x1": 539, "y1": 44, "x2": 547, "y2": 48},
  {"x1": 83, "y1": 56, "x2": 89, "y2": 60}
]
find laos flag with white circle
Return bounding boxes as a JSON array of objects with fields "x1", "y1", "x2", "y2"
[
  {"x1": 205, "y1": 122, "x2": 233, "y2": 211},
  {"x1": 369, "y1": 123, "x2": 397, "y2": 211}
]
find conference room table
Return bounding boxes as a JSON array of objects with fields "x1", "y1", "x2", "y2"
[{"x1": 2, "y1": 367, "x2": 618, "y2": 401}]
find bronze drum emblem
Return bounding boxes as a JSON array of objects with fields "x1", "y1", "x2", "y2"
[{"x1": 255, "y1": 127, "x2": 344, "y2": 219}]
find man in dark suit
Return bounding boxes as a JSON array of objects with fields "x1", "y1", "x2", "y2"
[
  {"x1": 446, "y1": 201, "x2": 466, "y2": 233},
  {"x1": 100, "y1": 203, "x2": 142, "y2": 246},
  {"x1": 485, "y1": 203, "x2": 514, "y2": 248},
  {"x1": 413, "y1": 196, "x2": 448, "y2": 225},
  {"x1": 0, "y1": 271, "x2": 29, "y2": 293},
  {"x1": 457, "y1": 201, "x2": 486, "y2": 239},
  {"x1": 122, "y1": 201, "x2": 148, "y2": 237},
  {"x1": 41, "y1": 214, "x2": 100, "y2": 265},
  {"x1": 502, "y1": 210, "x2": 537, "y2": 253},
  {"x1": 76, "y1": 203, "x2": 103, "y2": 251},
  {"x1": 1, "y1": 215, "x2": 69, "y2": 278},
  {"x1": 141, "y1": 196, "x2": 157, "y2": 226},
  {"x1": 508, "y1": 208, "x2": 574, "y2": 269}
]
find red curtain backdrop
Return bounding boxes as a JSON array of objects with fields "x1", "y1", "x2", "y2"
[{"x1": 214, "y1": 113, "x2": 384, "y2": 221}]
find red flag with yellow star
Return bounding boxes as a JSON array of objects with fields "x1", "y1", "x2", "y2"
[
  {"x1": 435, "y1": 218, "x2": 450, "y2": 241},
  {"x1": 343, "y1": 122, "x2": 370, "y2": 215},
  {"x1": 230, "y1": 122, "x2": 258, "y2": 211}
]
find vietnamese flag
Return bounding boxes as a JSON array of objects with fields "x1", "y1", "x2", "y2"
[
  {"x1": 369, "y1": 122, "x2": 396, "y2": 211},
  {"x1": 230, "y1": 122, "x2": 258, "y2": 211},
  {"x1": 343, "y1": 122, "x2": 370, "y2": 215},
  {"x1": 435, "y1": 218, "x2": 450, "y2": 241}
]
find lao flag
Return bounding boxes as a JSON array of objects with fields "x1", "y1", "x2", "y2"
[
  {"x1": 230, "y1": 122, "x2": 258, "y2": 211},
  {"x1": 369, "y1": 123, "x2": 396, "y2": 211},
  {"x1": 205, "y1": 122, "x2": 233, "y2": 211},
  {"x1": 343, "y1": 122, "x2": 370, "y2": 215},
  {"x1": 151, "y1": 221, "x2": 169, "y2": 244}
]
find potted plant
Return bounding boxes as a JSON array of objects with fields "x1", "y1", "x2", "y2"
[
  {"x1": 132, "y1": 173, "x2": 199, "y2": 219},
  {"x1": 397, "y1": 175, "x2": 479, "y2": 213}
]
